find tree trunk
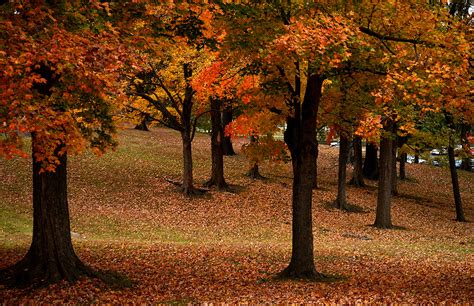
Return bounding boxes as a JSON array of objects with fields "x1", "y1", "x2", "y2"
[
  {"x1": 391, "y1": 134, "x2": 398, "y2": 196},
  {"x1": 399, "y1": 152, "x2": 407, "y2": 180},
  {"x1": 246, "y1": 136, "x2": 265, "y2": 179},
  {"x1": 134, "y1": 114, "x2": 150, "y2": 131},
  {"x1": 460, "y1": 124, "x2": 471, "y2": 171},
  {"x1": 349, "y1": 136, "x2": 365, "y2": 187},
  {"x1": 333, "y1": 134, "x2": 350, "y2": 210},
  {"x1": 312, "y1": 139, "x2": 319, "y2": 189},
  {"x1": 180, "y1": 63, "x2": 197, "y2": 196},
  {"x1": 363, "y1": 142, "x2": 379, "y2": 180},
  {"x1": 279, "y1": 75, "x2": 324, "y2": 280},
  {"x1": 181, "y1": 131, "x2": 195, "y2": 195},
  {"x1": 448, "y1": 144, "x2": 466, "y2": 221},
  {"x1": 206, "y1": 98, "x2": 228, "y2": 190},
  {"x1": 0, "y1": 135, "x2": 91, "y2": 286},
  {"x1": 222, "y1": 105, "x2": 235, "y2": 156},
  {"x1": 414, "y1": 154, "x2": 419, "y2": 164},
  {"x1": 374, "y1": 121, "x2": 394, "y2": 229}
]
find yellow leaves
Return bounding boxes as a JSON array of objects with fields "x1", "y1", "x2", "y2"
[{"x1": 355, "y1": 113, "x2": 382, "y2": 143}]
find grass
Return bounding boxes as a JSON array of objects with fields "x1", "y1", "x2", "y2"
[{"x1": 0, "y1": 127, "x2": 473, "y2": 303}]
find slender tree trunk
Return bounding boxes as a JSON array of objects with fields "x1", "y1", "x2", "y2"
[
  {"x1": 460, "y1": 124, "x2": 471, "y2": 171},
  {"x1": 180, "y1": 63, "x2": 196, "y2": 196},
  {"x1": 363, "y1": 142, "x2": 379, "y2": 180},
  {"x1": 206, "y1": 98, "x2": 228, "y2": 190},
  {"x1": 333, "y1": 134, "x2": 350, "y2": 210},
  {"x1": 0, "y1": 135, "x2": 91, "y2": 286},
  {"x1": 374, "y1": 121, "x2": 394, "y2": 229},
  {"x1": 399, "y1": 152, "x2": 407, "y2": 180},
  {"x1": 181, "y1": 131, "x2": 194, "y2": 195},
  {"x1": 134, "y1": 114, "x2": 150, "y2": 131},
  {"x1": 279, "y1": 75, "x2": 324, "y2": 280},
  {"x1": 349, "y1": 136, "x2": 365, "y2": 187},
  {"x1": 246, "y1": 136, "x2": 264, "y2": 179},
  {"x1": 448, "y1": 144, "x2": 466, "y2": 221},
  {"x1": 414, "y1": 154, "x2": 419, "y2": 164},
  {"x1": 391, "y1": 133, "x2": 398, "y2": 196},
  {"x1": 222, "y1": 105, "x2": 235, "y2": 156}
]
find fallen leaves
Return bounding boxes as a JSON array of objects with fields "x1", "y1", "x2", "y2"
[{"x1": 0, "y1": 127, "x2": 472, "y2": 303}]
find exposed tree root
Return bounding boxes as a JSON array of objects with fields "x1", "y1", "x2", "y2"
[
  {"x1": 0, "y1": 256, "x2": 133, "y2": 289},
  {"x1": 203, "y1": 178, "x2": 229, "y2": 191},
  {"x1": 331, "y1": 201, "x2": 367, "y2": 213},
  {"x1": 164, "y1": 177, "x2": 209, "y2": 196},
  {"x1": 276, "y1": 265, "x2": 345, "y2": 282}
]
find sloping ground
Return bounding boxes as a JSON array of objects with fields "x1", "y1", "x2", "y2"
[{"x1": 0, "y1": 127, "x2": 473, "y2": 303}]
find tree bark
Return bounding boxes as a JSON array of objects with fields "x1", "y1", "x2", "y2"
[
  {"x1": 179, "y1": 63, "x2": 198, "y2": 196},
  {"x1": 206, "y1": 98, "x2": 228, "y2": 190},
  {"x1": 399, "y1": 152, "x2": 407, "y2": 180},
  {"x1": 374, "y1": 121, "x2": 394, "y2": 229},
  {"x1": 312, "y1": 139, "x2": 319, "y2": 189},
  {"x1": 391, "y1": 133, "x2": 398, "y2": 196},
  {"x1": 448, "y1": 144, "x2": 466, "y2": 221},
  {"x1": 279, "y1": 75, "x2": 324, "y2": 280},
  {"x1": 181, "y1": 131, "x2": 195, "y2": 195},
  {"x1": 0, "y1": 134, "x2": 91, "y2": 286},
  {"x1": 333, "y1": 134, "x2": 350, "y2": 210},
  {"x1": 363, "y1": 142, "x2": 379, "y2": 180},
  {"x1": 222, "y1": 105, "x2": 235, "y2": 156},
  {"x1": 349, "y1": 136, "x2": 365, "y2": 187}
]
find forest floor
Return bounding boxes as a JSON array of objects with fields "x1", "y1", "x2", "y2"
[{"x1": 0, "y1": 127, "x2": 473, "y2": 304}]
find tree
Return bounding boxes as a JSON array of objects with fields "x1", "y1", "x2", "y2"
[
  {"x1": 0, "y1": 1, "x2": 130, "y2": 286},
  {"x1": 349, "y1": 136, "x2": 365, "y2": 187},
  {"x1": 126, "y1": 5, "x2": 219, "y2": 195},
  {"x1": 363, "y1": 142, "x2": 379, "y2": 180},
  {"x1": 221, "y1": 2, "x2": 359, "y2": 279},
  {"x1": 222, "y1": 105, "x2": 236, "y2": 155},
  {"x1": 205, "y1": 97, "x2": 229, "y2": 189}
]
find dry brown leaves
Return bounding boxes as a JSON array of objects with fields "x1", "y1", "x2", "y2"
[{"x1": 0, "y1": 127, "x2": 472, "y2": 303}]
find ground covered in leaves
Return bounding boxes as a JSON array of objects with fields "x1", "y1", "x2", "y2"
[{"x1": 1, "y1": 127, "x2": 473, "y2": 303}]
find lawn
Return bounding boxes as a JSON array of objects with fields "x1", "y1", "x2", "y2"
[{"x1": 0, "y1": 127, "x2": 473, "y2": 303}]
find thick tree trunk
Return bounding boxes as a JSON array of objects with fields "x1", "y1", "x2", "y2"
[
  {"x1": 333, "y1": 134, "x2": 350, "y2": 210},
  {"x1": 363, "y1": 142, "x2": 379, "y2": 180},
  {"x1": 312, "y1": 139, "x2": 319, "y2": 189},
  {"x1": 349, "y1": 136, "x2": 365, "y2": 187},
  {"x1": 0, "y1": 135, "x2": 91, "y2": 286},
  {"x1": 279, "y1": 75, "x2": 324, "y2": 280},
  {"x1": 374, "y1": 121, "x2": 394, "y2": 229},
  {"x1": 222, "y1": 106, "x2": 235, "y2": 156},
  {"x1": 391, "y1": 134, "x2": 398, "y2": 196},
  {"x1": 399, "y1": 152, "x2": 407, "y2": 180},
  {"x1": 206, "y1": 98, "x2": 228, "y2": 190},
  {"x1": 448, "y1": 145, "x2": 466, "y2": 221}
]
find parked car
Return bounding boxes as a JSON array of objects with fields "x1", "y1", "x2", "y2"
[
  {"x1": 406, "y1": 155, "x2": 427, "y2": 164},
  {"x1": 430, "y1": 148, "x2": 447, "y2": 156},
  {"x1": 330, "y1": 140, "x2": 340, "y2": 147}
]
